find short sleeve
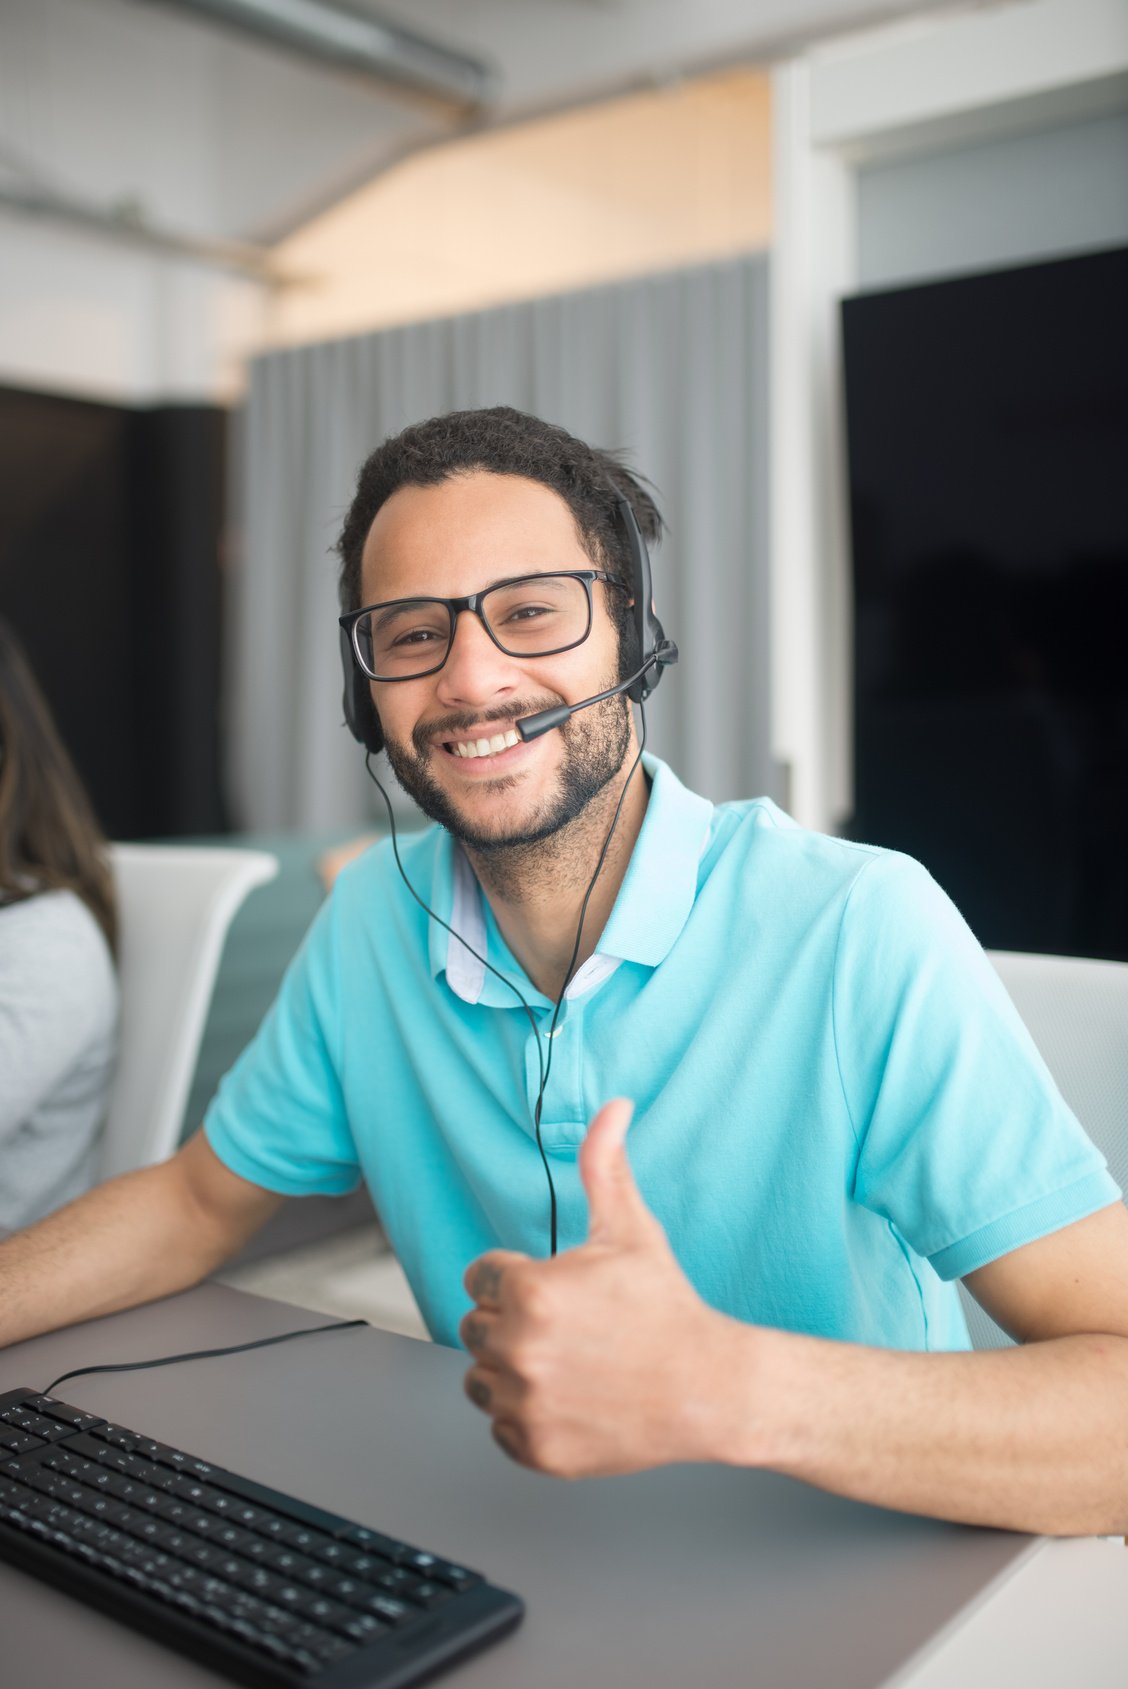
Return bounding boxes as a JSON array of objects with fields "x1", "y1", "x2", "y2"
[
  {"x1": 204, "y1": 894, "x2": 362, "y2": 1197},
  {"x1": 832, "y1": 854, "x2": 1120, "y2": 1280}
]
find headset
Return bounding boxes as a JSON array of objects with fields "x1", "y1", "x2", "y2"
[{"x1": 339, "y1": 489, "x2": 677, "y2": 753}]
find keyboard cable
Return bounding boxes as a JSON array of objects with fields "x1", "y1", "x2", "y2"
[{"x1": 42, "y1": 1317, "x2": 370, "y2": 1397}]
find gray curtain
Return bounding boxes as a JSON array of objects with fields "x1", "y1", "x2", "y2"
[{"x1": 229, "y1": 252, "x2": 771, "y2": 830}]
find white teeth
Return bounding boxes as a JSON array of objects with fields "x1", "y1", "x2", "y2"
[{"x1": 451, "y1": 729, "x2": 520, "y2": 760}]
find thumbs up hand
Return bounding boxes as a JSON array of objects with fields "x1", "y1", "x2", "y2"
[{"x1": 460, "y1": 1099, "x2": 741, "y2": 1478}]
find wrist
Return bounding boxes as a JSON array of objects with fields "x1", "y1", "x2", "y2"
[{"x1": 675, "y1": 1309, "x2": 794, "y2": 1469}]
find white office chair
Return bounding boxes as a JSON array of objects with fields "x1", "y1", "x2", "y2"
[
  {"x1": 958, "y1": 950, "x2": 1128, "y2": 1349},
  {"x1": 99, "y1": 844, "x2": 278, "y2": 1179}
]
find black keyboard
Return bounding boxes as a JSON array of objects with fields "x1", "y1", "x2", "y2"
[{"x1": 0, "y1": 1387, "x2": 523, "y2": 1686}]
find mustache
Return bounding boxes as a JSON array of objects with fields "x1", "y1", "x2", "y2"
[{"x1": 411, "y1": 696, "x2": 563, "y2": 757}]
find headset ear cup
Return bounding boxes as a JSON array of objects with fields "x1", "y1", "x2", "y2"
[
  {"x1": 340, "y1": 628, "x2": 385, "y2": 753},
  {"x1": 356, "y1": 672, "x2": 384, "y2": 753},
  {"x1": 615, "y1": 494, "x2": 665, "y2": 705},
  {"x1": 625, "y1": 614, "x2": 648, "y2": 704}
]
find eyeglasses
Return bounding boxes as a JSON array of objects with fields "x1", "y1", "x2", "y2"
[{"x1": 339, "y1": 570, "x2": 625, "y2": 683}]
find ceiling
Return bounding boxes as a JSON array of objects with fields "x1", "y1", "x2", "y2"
[{"x1": 1, "y1": 0, "x2": 986, "y2": 258}]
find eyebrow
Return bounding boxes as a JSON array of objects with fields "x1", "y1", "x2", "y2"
[
  {"x1": 371, "y1": 598, "x2": 444, "y2": 632},
  {"x1": 367, "y1": 571, "x2": 578, "y2": 624}
]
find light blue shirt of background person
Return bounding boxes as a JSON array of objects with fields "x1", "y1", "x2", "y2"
[{"x1": 204, "y1": 756, "x2": 1119, "y2": 1352}]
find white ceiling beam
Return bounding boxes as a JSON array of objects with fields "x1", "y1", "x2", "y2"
[{"x1": 139, "y1": 0, "x2": 499, "y2": 111}]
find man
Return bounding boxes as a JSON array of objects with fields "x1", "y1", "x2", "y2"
[{"x1": 3, "y1": 408, "x2": 1127, "y2": 1537}]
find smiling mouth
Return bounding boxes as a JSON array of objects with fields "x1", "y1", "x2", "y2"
[{"x1": 442, "y1": 729, "x2": 523, "y2": 761}]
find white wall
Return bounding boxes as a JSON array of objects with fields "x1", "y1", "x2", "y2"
[
  {"x1": 858, "y1": 108, "x2": 1128, "y2": 289},
  {"x1": 770, "y1": 0, "x2": 1128, "y2": 831},
  {"x1": 0, "y1": 0, "x2": 446, "y2": 403},
  {"x1": 0, "y1": 223, "x2": 265, "y2": 405},
  {"x1": 0, "y1": 0, "x2": 269, "y2": 402}
]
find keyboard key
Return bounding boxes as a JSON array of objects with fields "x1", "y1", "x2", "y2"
[
  {"x1": 166, "y1": 1473, "x2": 210, "y2": 1503},
  {"x1": 402, "y1": 1550, "x2": 437, "y2": 1575},
  {"x1": 117, "y1": 1456, "x2": 167, "y2": 1488},
  {"x1": 25, "y1": 1398, "x2": 104, "y2": 1432},
  {"x1": 361, "y1": 1593, "x2": 414, "y2": 1626},
  {"x1": 184, "y1": 1510, "x2": 221, "y2": 1537},
  {"x1": 90, "y1": 1424, "x2": 141, "y2": 1452},
  {"x1": 279, "y1": 1523, "x2": 333, "y2": 1555},
  {"x1": 317, "y1": 1571, "x2": 366, "y2": 1603},
  {"x1": 304, "y1": 1596, "x2": 357, "y2": 1635},
  {"x1": 241, "y1": 1564, "x2": 279, "y2": 1597},
  {"x1": 65, "y1": 1432, "x2": 114, "y2": 1461},
  {"x1": 264, "y1": 1546, "x2": 314, "y2": 1577},
  {"x1": 372, "y1": 1565, "x2": 416, "y2": 1595},
  {"x1": 341, "y1": 1611, "x2": 388, "y2": 1643},
  {"x1": 20, "y1": 1468, "x2": 59, "y2": 1496},
  {"x1": 149, "y1": 1447, "x2": 205, "y2": 1477},
  {"x1": 338, "y1": 1523, "x2": 406, "y2": 1559},
  {"x1": 226, "y1": 1500, "x2": 263, "y2": 1529},
  {"x1": 0, "y1": 1431, "x2": 46, "y2": 1456},
  {"x1": 22, "y1": 1496, "x2": 67, "y2": 1525},
  {"x1": 0, "y1": 1409, "x2": 70, "y2": 1442},
  {"x1": 256, "y1": 1514, "x2": 293, "y2": 1541},
  {"x1": 101, "y1": 1473, "x2": 138, "y2": 1501},
  {"x1": 434, "y1": 1561, "x2": 483, "y2": 1592},
  {"x1": 338, "y1": 1548, "x2": 378, "y2": 1577},
  {"x1": 295, "y1": 1560, "x2": 334, "y2": 1589},
  {"x1": 411, "y1": 1581, "x2": 455, "y2": 1608},
  {"x1": 272, "y1": 1583, "x2": 309, "y2": 1611},
  {"x1": 73, "y1": 1491, "x2": 119, "y2": 1522}
]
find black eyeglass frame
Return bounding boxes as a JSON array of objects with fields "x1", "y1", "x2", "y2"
[{"x1": 339, "y1": 569, "x2": 628, "y2": 683}]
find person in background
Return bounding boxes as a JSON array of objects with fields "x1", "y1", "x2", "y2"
[{"x1": 0, "y1": 617, "x2": 118, "y2": 1229}]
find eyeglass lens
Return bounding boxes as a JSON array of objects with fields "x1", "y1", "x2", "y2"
[{"x1": 354, "y1": 574, "x2": 593, "y2": 679}]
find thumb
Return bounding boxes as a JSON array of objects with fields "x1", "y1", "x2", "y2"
[{"x1": 580, "y1": 1098, "x2": 653, "y2": 1247}]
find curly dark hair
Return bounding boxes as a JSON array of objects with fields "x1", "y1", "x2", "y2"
[{"x1": 335, "y1": 406, "x2": 664, "y2": 660}]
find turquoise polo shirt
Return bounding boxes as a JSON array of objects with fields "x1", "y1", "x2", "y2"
[{"x1": 205, "y1": 756, "x2": 1119, "y2": 1352}]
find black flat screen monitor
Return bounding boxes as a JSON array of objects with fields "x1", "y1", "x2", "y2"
[{"x1": 842, "y1": 246, "x2": 1128, "y2": 960}]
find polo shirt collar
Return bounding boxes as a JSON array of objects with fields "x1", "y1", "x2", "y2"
[{"x1": 428, "y1": 754, "x2": 714, "y2": 1007}]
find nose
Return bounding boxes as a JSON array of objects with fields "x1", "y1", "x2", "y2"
[{"x1": 434, "y1": 607, "x2": 521, "y2": 709}]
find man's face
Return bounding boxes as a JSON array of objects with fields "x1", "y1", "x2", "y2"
[{"x1": 359, "y1": 471, "x2": 633, "y2": 852}]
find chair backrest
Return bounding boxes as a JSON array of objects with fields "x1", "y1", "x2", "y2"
[
  {"x1": 959, "y1": 950, "x2": 1128, "y2": 1349},
  {"x1": 100, "y1": 844, "x2": 278, "y2": 1179}
]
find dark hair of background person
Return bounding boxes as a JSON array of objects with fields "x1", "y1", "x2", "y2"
[
  {"x1": 0, "y1": 616, "x2": 117, "y2": 953},
  {"x1": 336, "y1": 406, "x2": 665, "y2": 664}
]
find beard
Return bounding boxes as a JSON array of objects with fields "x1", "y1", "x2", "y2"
[{"x1": 381, "y1": 679, "x2": 632, "y2": 855}]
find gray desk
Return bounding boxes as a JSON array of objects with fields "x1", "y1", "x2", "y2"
[{"x1": 2, "y1": 1284, "x2": 1125, "y2": 1687}]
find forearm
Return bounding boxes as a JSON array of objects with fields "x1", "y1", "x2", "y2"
[
  {"x1": 0, "y1": 1160, "x2": 240, "y2": 1349},
  {"x1": 708, "y1": 1319, "x2": 1128, "y2": 1536}
]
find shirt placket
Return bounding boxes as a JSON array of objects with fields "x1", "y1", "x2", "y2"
[{"x1": 524, "y1": 1004, "x2": 587, "y2": 1152}]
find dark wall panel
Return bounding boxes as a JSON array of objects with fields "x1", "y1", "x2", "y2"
[
  {"x1": 0, "y1": 385, "x2": 227, "y2": 839},
  {"x1": 842, "y1": 247, "x2": 1128, "y2": 961}
]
